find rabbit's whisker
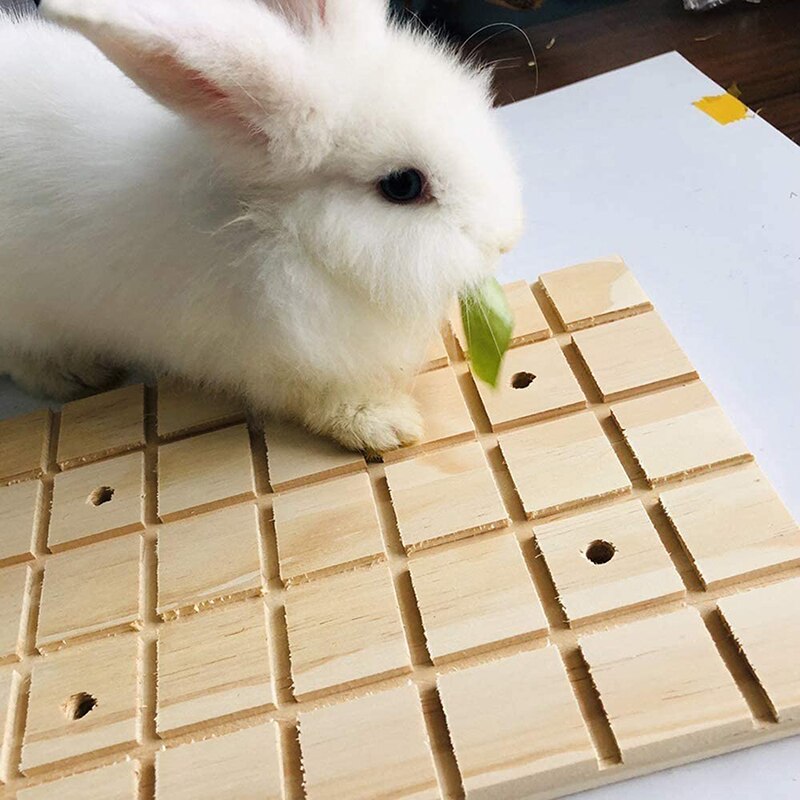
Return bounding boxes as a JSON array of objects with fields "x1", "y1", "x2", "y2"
[{"x1": 459, "y1": 22, "x2": 539, "y2": 97}]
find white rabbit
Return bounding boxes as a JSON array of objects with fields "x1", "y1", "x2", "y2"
[{"x1": 0, "y1": 0, "x2": 522, "y2": 452}]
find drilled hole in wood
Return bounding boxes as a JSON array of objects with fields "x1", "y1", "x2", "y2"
[
  {"x1": 62, "y1": 692, "x2": 97, "y2": 720},
  {"x1": 511, "y1": 371, "x2": 537, "y2": 389},
  {"x1": 87, "y1": 486, "x2": 114, "y2": 506},
  {"x1": 585, "y1": 540, "x2": 615, "y2": 565}
]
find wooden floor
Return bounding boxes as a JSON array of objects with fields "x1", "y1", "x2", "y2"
[{"x1": 474, "y1": 0, "x2": 800, "y2": 143}]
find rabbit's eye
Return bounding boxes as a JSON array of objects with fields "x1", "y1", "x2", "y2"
[{"x1": 378, "y1": 169, "x2": 428, "y2": 204}]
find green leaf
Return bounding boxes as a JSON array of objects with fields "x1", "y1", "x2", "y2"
[{"x1": 459, "y1": 278, "x2": 514, "y2": 388}]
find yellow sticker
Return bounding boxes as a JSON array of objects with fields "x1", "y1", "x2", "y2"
[{"x1": 692, "y1": 92, "x2": 749, "y2": 125}]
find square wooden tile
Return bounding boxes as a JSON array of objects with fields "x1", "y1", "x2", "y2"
[
  {"x1": 660, "y1": 465, "x2": 800, "y2": 589},
  {"x1": 156, "y1": 599, "x2": 274, "y2": 735},
  {"x1": 57, "y1": 385, "x2": 144, "y2": 469},
  {"x1": 472, "y1": 339, "x2": 586, "y2": 431},
  {"x1": 438, "y1": 646, "x2": 597, "y2": 798},
  {"x1": 157, "y1": 502, "x2": 262, "y2": 619},
  {"x1": 499, "y1": 412, "x2": 632, "y2": 519},
  {"x1": 421, "y1": 332, "x2": 450, "y2": 371},
  {"x1": 37, "y1": 535, "x2": 141, "y2": 652},
  {"x1": 1, "y1": 665, "x2": 19, "y2": 783},
  {"x1": 299, "y1": 684, "x2": 438, "y2": 800},
  {"x1": 409, "y1": 533, "x2": 547, "y2": 662},
  {"x1": 158, "y1": 424, "x2": 256, "y2": 522},
  {"x1": 155, "y1": 723, "x2": 283, "y2": 800},
  {"x1": 285, "y1": 562, "x2": 410, "y2": 699},
  {"x1": 385, "y1": 441, "x2": 509, "y2": 552},
  {"x1": 718, "y1": 577, "x2": 800, "y2": 724},
  {"x1": 611, "y1": 381, "x2": 751, "y2": 485},
  {"x1": 533, "y1": 499, "x2": 685, "y2": 625},
  {"x1": 49, "y1": 453, "x2": 144, "y2": 551},
  {"x1": 540, "y1": 255, "x2": 652, "y2": 331},
  {"x1": 273, "y1": 471, "x2": 384, "y2": 584},
  {"x1": 451, "y1": 279, "x2": 550, "y2": 352},
  {"x1": 0, "y1": 480, "x2": 39, "y2": 565},
  {"x1": 157, "y1": 378, "x2": 244, "y2": 440},
  {"x1": 580, "y1": 608, "x2": 752, "y2": 765},
  {"x1": 0, "y1": 409, "x2": 50, "y2": 484},
  {"x1": 265, "y1": 419, "x2": 365, "y2": 492},
  {"x1": 0, "y1": 564, "x2": 30, "y2": 661},
  {"x1": 383, "y1": 368, "x2": 475, "y2": 463},
  {"x1": 21, "y1": 633, "x2": 139, "y2": 772},
  {"x1": 572, "y1": 312, "x2": 697, "y2": 401},
  {"x1": 17, "y1": 760, "x2": 139, "y2": 799}
]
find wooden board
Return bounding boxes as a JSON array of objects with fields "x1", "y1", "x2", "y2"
[
  {"x1": 0, "y1": 256, "x2": 797, "y2": 799},
  {"x1": 57, "y1": 385, "x2": 144, "y2": 469}
]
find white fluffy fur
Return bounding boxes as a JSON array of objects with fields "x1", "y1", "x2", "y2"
[{"x1": 0, "y1": 0, "x2": 522, "y2": 451}]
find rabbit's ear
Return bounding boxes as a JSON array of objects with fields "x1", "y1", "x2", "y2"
[
  {"x1": 40, "y1": 0, "x2": 309, "y2": 136},
  {"x1": 259, "y1": 0, "x2": 386, "y2": 34},
  {"x1": 320, "y1": 0, "x2": 387, "y2": 36}
]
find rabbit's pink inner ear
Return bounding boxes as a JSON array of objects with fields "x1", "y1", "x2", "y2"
[
  {"x1": 146, "y1": 53, "x2": 230, "y2": 109},
  {"x1": 262, "y1": 0, "x2": 326, "y2": 28},
  {"x1": 141, "y1": 53, "x2": 230, "y2": 122},
  {"x1": 124, "y1": 50, "x2": 268, "y2": 141}
]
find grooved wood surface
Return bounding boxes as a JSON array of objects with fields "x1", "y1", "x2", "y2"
[{"x1": 0, "y1": 257, "x2": 797, "y2": 799}]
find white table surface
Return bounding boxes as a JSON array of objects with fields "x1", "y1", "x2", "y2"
[
  {"x1": 1, "y1": 50, "x2": 798, "y2": 799},
  {"x1": 496, "y1": 52, "x2": 800, "y2": 799}
]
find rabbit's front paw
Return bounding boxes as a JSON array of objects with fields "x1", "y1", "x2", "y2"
[{"x1": 325, "y1": 395, "x2": 423, "y2": 454}]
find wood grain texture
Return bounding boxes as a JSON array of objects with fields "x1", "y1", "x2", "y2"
[
  {"x1": 409, "y1": 533, "x2": 547, "y2": 663},
  {"x1": 22, "y1": 634, "x2": 139, "y2": 773},
  {"x1": 0, "y1": 265, "x2": 796, "y2": 798},
  {"x1": 156, "y1": 502, "x2": 262, "y2": 619},
  {"x1": 0, "y1": 481, "x2": 39, "y2": 565},
  {"x1": 533, "y1": 499, "x2": 685, "y2": 625},
  {"x1": 155, "y1": 723, "x2": 283, "y2": 800},
  {"x1": 158, "y1": 424, "x2": 256, "y2": 521},
  {"x1": 660, "y1": 464, "x2": 800, "y2": 589},
  {"x1": 273, "y1": 471, "x2": 385, "y2": 584},
  {"x1": 572, "y1": 312, "x2": 698, "y2": 402},
  {"x1": 383, "y1": 367, "x2": 476, "y2": 462},
  {"x1": 284, "y1": 563, "x2": 410, "y2": 700},
  {"x1": 17, "y1": 760, "x2": 138, "y2": 799},
  {"x1": 385, "y1": 441, "x2": 509, "y2": 552},
  {"x1": 499, "y1": 412, "x2": 632, "y2": 519},
  {"x1": 57, "y1": 385, "x2": 144, "y2": 469},
  {"x1": 264, "y1": 418, "x2": 365, "y2": 492},
  {"x1": 422, "y1": 332, "x2": 450, "y2": 372},
  {"x1": 718, "y1": 577, "x2": 800, "y2": 724},
  {"x1": 472, "y1": 338, "x2": 586, "y2": 430},
  {"x1": 611, "y1": 381, "x2": 752, "y2": 485},
  {"x1": 438, "y1": 646, "x2": 597, "y2": 799},
  {"x1": 0, "y1": 665, "x2": 18, "y2": 783},
  {"x1": 156, "y1": 600, "x2": 274, "y2": 735},
  {"x1": 580, "y1": 608, "x2": 753, "y2": 765},
  {"x1": 37, "y1": 535, "x2": 141, "y2": 652},
  {"x1": 49, "y1": 453, "x2": 144, "y2": 551},
  {"x1": 299, "y1": 683, "x2": 439, "y2": 800},
  {"x1": 539, "y1": 256, "x2": 651, "y2": 331},
  {"x1": 157, "y1": 379, "x2": 244, "y2": 441},
  {"x1": 0, "y1": 409, "x2": 50, "y2": 485},
  {"x1": 0, "y1": 564, "x2": 29, "y2": 661},
  {"x1": 451, "y1": 279, "x2": 550, "y2": 353}
]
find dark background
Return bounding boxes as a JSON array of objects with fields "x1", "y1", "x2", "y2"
[{"x1": 3, "y1": 0, "x2": 798, "y2": 141}]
